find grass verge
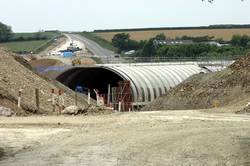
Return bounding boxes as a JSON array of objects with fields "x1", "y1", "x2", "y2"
[
  {"x1": 79, "y1": 32, "x2": 118, "y2": 53},
  {"x1": 91, "y1": 57, "x2": 103, "y2": 64}
]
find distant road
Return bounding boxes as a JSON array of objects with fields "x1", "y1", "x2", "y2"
[{"x1": 67, "y1": 33, "x2": 117, "y2": 63}]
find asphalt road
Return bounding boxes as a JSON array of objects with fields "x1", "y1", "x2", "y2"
[{"x1": 67, "y1": 33, "x2": 117, "y2": 63}]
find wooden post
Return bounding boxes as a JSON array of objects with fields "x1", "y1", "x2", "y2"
[
  {"x1": 75, "y1": 90, "x2": 77, "y2": 106},
  {"x1": 35, "y1": 88, "x2": 40, "y2": 113},
  {"x1": 58, "y1": 89, "x2": 64, "y2": 114},
  {"x1": 51, "y1": 89, "x2": 56, "y2": 112}
]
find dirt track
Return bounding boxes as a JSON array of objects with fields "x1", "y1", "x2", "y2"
[{"x1": 1, "y1": 110, "x2": 250, "y2": 166}]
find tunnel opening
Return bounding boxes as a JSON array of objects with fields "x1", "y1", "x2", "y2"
[{"x1": 56, "y1": 67, "x2": 125, "y2": 100}]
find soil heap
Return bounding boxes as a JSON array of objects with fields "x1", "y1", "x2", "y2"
[
  {"x1": 0, "y1": 48, "x2": 89, "y2": 115},
  {"x1": 143, "y1": 53, "x2": 250, "y2": 112}
]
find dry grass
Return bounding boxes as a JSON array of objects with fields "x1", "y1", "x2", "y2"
[{"x1": 95, "y1": 28, "x2": 250, "y2": 42}]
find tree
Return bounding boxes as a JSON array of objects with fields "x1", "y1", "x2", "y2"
[
  {"x1": 155, "y1": 33, "x2": 166, "y2": 40},
  {"x1": 0, "y1": 22, "x2": 13, "y2": 42},
  {"x1": 231, "y1": 35, "x2": 250, "y2": 47},
  {"x1": 112, "y1": 33, "x2": 130, "y2": 50},
  {"x1": 112, "y1": 33, "x2": 143, "y2": 51},
  {"x1": 142, "y1": 39, "x2": 156, "y2": 57}
]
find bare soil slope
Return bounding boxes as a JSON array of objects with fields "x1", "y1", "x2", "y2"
[
  {"x1": 0, "y1": 49, "x2": 87, "y2": 115},
  {"x1": 29, "y1": 59, "x2": 64, "y2": 69},
  {"x1": 143, "y1": 54, "x2": 250, "y2": 112}
]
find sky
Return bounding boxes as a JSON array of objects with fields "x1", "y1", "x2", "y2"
[{"x1": 0, "y1": 0, "x2": 249, "y2": 32}]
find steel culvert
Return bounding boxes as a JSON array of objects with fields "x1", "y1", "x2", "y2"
[{"x1": 56, "y1": 63, "x2": 207, "y2": 105}]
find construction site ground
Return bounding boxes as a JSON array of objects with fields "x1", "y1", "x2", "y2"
[{"x1": 1, "y1": 110, "x2": 250, "y2": 166}]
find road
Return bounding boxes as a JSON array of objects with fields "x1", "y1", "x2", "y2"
[
  {"x1": 1, "y1": 110, "x2": 250, "y2": 165},
  {"x1": 67, "y1": 34, "x2": 117, "y2": 63}
]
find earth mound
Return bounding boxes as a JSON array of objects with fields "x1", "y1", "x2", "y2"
[{"x1": 143, "y1": 53, "x2": 250, "y2": 112}]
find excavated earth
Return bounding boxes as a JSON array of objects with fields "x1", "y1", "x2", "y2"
[
  {"x1": 0, "y1": 48, "x2": 104, "y2": 115},
  {"x1": 143, "y1": 53, "x2": 250, "y2": 112}
]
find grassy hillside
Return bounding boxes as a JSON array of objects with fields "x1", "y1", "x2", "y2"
[{"x1": 95, "y1": 28, "x2": 250, "y2": 42}]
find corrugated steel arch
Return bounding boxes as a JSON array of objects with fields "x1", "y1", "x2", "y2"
[
  {"x1": 153, "y1": 66, "x2": 177, "y2": 89},
  {"x1": 102, "y1": 66, "x2": 139, "y2": 102},
  {"x1": 57, "y1": 64, "x2": 208, "y2": 104},
  {"x1": 109, "y1": 66, "x2": 145, "y2": 102},
  {"x1": 141, "y1": 66, "x2": 165, "y2": 98},
  {"x1": 102, "y1": 64, "x2": 205, "y2": 103}
]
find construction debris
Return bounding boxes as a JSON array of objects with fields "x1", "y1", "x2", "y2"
[
  {"x1": 237, "y1": 102, "x2": 250, "y2": 114},
  {"x1": 62, "y1": 105, "x2": 85, "y2": 115},
  {"x1": 0, "y1": 106, "x2": 15, "y2": 117}
]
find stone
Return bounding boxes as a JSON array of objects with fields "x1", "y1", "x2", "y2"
[{"x1": 0, "y1": 106, "x2": 15, "y2": 117}]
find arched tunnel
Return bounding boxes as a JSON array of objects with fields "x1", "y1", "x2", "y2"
[
  {"x1": 56, "y1": 67, "x2": 124, "y2": 99},
  {"x1": 56, "y1": 64, "x2": 208, "y2": 108}
]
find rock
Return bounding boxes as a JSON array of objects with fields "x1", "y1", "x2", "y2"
[
  {"x1": 62, "y1": 106, "x2": 79, "y2": 114},
  {"x1": 62, "y1": 105, "x2": 86, "y2": 115},
  {"x1": 0, "y1": 106, "x2": 15, "y2": 117}
]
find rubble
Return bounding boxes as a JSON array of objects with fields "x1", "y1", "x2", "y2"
[
  {"x1": 0, "y1": 106, "x2": 15, "y2": 117},
  {"x1": 62, "y1": 105, "x2": 85, "y2": 115},
  {"x1": 62, "y1": 105, "x2": 113, "y2": 115}
]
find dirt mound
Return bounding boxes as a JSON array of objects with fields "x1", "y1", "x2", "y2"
[
  {"x1": 143, "y1": 54, "x2": 250, "y2": 112},
  {"x1": 0, "y1": 48, "x2": 90, "y2": 115},
  {"x1": 230, "y1": 53, "x2": 250, "y2": 71},
  {"x1": 29, "y1": 59, "x2": 64, "y2": 69}
]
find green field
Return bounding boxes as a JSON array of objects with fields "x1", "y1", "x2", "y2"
[
  {"x1": 10, "y1": 31, "x2": 60, "y2": 40},
  {"x1": 0, "y1": 40, "x2": 49, "y2": 53},
  {"x1": 0, "y1": 31, "x2": 61, "y2": 53}
]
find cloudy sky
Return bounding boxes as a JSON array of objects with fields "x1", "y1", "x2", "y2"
[{"x1": 0, "y1": 0, "x2": 249, "y2": 32}]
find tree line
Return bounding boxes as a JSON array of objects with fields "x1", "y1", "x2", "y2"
[
  {"x1": 111, "y1": 32, "x2": 250, "y2": 58},
  {"x1": 0, "y1": 22, "x2": 50, "y2": 43}
]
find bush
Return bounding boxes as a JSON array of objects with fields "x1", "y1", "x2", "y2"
[{"x1": 0, "y1": 22, "x2": 13, "y2": 42}]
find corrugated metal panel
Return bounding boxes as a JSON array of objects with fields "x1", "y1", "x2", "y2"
[{"x1": 102, "y1": 64, "x2": 206, "y2": 103}]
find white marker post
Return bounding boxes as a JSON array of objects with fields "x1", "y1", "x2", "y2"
[
  {"x1": 94, "y1": 89, "x2": 99, "y2": 106},
  {"x1": 107, "y1": 84, "x2": 111, "y2": 106},
  {"x1": 87, "y1": 89, "x2": 91, "y2": 105},
  {"x1": 18, "y1": 89, "x2": 22, "y2": 108},
  {"x1": 118, "y1": 101, "x2": 121, "y2": 112}
]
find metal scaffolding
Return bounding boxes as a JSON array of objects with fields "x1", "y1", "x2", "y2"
[{"x1": 111, "y1": 81, "x2": 132, "y2": 112}]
